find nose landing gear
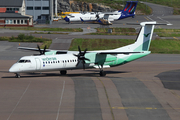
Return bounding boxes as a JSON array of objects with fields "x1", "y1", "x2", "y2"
[{"x1": 15, "y1": 73, "x2": 20, "y2": 78}]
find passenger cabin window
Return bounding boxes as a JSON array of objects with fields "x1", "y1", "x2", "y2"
[{"x1": 18, "y1": 60, "x2": 31, "y2": 63}]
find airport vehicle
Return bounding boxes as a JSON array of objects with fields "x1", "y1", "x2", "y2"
[
  {"x1": 64, "y1": 1, "x2": 138, "y2": 24},
  {"x1": 9, "y1": 21, "x2": 169, "y2": 78},
  {"x1": 59, "y1": 12, "x2": 80, "y2": 19}
]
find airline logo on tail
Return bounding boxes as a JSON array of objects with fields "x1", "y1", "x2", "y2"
[
  {"x1": 118, "y1": 1, "x2": 138, "y2": 20},
  {"x1": 144, "y1": 33, "x2": 151, "y2": 37}
]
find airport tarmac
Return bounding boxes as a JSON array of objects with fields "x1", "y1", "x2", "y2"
[
  {"x1": 1, "y1": 41, "x2": 180, "y2": 120},
  {"x1": 1, "y1": 53, "x2": 180, "y2": 120}
]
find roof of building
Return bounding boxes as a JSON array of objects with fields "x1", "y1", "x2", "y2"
[
  {"x1": 0, "y1": 0, "x2": 23, "y2": 7},
  {"x1": 0, "y1": 13, "x2": 29, "y2": 18}
]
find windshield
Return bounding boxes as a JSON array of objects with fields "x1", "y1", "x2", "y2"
[{"x1": 18, "y1": 60, "x2": 31, "y2": 63}]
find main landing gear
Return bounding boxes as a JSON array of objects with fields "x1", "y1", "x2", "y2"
[
  {"x1": 60, "y1": 70, "x2": 67, "y2": 75},
  {"x1": 15, "y1": 73, "x2": 20, "y2": 78},
  {"x1": 99, "y1": 65, "x2": 106, "y2": 77}
]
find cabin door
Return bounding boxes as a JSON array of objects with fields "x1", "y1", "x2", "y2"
[{"x1": 35, "y1": 58, "x2": 41, "y2": 70}]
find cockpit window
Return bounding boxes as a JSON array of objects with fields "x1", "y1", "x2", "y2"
[{"x1": 18, "y1": 60, "x2": 31, "y2": 63}]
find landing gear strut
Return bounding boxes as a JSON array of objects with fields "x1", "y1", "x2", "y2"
[
  {"x1": 15, "y1": 73, "x2": 20, "y2": 78},
  {"x1": 99, "y1": 65, "x2": 106, "y2": 76},
  {"x1": 60, "y1": 70, "x2": 67, "y2": 75},
  {"x1": 100, "y1": 70, "x2": 106, "y2": 76}
]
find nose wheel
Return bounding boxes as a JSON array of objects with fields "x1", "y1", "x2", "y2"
[
  {"x1": 15, "y1": 73, "x2": 20, "y2": 78},
  {"x1": 60, "y1": 70, "x2": 67, "y2": 75}
]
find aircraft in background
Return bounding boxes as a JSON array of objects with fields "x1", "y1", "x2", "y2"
[
  {"x1": 9, "y1": 21, "x2": 170, "y2": 78},
  {"x1": 64, "y1": 1, "x2": 138, "y2": 25}
]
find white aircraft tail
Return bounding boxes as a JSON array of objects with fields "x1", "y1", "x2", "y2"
[{"x1": 115, "y1": 21, "x2": 171, "y2": 52}]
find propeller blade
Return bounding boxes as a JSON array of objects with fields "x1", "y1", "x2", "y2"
[
  {"x1": 78, "y1": 46, "x2": 81, "y2": 54},
  {"x1": 74, "y1": 46, "x2": 90, "y2": 69},
  {"x1": 37, "y1": 45, "x2": 42, "y2": 55},
  {"x1": 76, "y1": 60, "x2": 80, "y2": 67},
  {"x1": 43, "y1": 45, "x2": 47, "y2": 54},
  {"x1": 84, "y1": 58, "x2": 90, "y2": 61}
]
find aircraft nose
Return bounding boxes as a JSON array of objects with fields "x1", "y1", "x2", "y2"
[
  {"x1": 64, "y1": 17, "x2": 70, "y2": 22},
  {"x1": 9, "y1": 64, "x2": 20, "y2": 73}
]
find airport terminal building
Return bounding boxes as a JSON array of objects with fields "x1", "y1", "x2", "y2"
[{"x1": 25, "y1": 0, "x2": 51, "y2": 24}]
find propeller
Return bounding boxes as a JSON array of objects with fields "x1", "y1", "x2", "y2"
[
  {"x1": 73, "y1": 46, "x2": 90, "y2": 70},
  {"x1": 37, "y1": 44, "x2": 47, "y2": 55}
]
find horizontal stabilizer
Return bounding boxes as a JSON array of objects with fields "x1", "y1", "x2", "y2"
[{"x1": 126, "y1": 22, "x2": 172, "y2": 26}]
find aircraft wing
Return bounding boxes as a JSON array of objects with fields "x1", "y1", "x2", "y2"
[
  {"x1": 18, "y1": 47, "x2": 50, "y2": 52},
  {"x1": 18, "y1": 47, "x2": 68, "y2": 54}
]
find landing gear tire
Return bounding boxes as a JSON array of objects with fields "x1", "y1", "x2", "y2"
[
  {"x1": 60, "y1": 70, "x2": 67, "y2": 75},
  {"x1": 15, "y1": 73, "x2": 20, "y2": 78},
  {"x1": 99, "y1": 71, "x2": 106, "y2": 77}
]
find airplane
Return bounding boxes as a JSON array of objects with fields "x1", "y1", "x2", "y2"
[
  {"x1": 9, "y1": 21, "x2": 170, "y2": 78},
  {"x1": 64, "y1": 1, "x2": 138, "y2": 24}
]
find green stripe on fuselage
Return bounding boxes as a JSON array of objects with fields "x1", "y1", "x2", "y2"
[{"x1": 104, "y1": 51, "x2": 151, "y2": 67}]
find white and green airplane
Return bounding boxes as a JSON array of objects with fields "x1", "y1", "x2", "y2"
[{"x1": 9, "y1": 21, "x2": 169, "y2": 78}]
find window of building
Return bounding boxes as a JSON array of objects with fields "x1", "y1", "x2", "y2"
[
  {"x1": 25, "y1": 20, "x2": 27, "y2": 24},
  {"x1": 15, "y1": 8, "x2": 19, "y2": 11},
  {"x1": 14, "y1": 20, "x2": 16, "y2": 24},
  {"x1": 17, "y1": 20, "x2": 20, "y2": 24},
  {"x1": 27, "y1": 7, "x2": 33, "y2": 10},
  {"x1": 38, "y1": 16, "x2": 41, "y2": 19},
  {"x1": 35, "y1": 7, "x2": 41, "y2": 10},
  {"x1": 21, "y1": 20, "x2": 23, "y2": 24},
  {"x1": 42, "y1": 7, "x2": 49, "y2": 10},
  {"x1": 9, "y1": 20, "x2": 12, "y2": 24},
  {"x1": 5, "y1": 20, "x2": 9, "y2": 24}
]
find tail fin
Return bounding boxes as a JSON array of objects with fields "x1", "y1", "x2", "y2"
[
  {"x1": 131, "y1": 22, "x2": 171, "y2": 52},
  {"x1": 119, "y1": 1, "x2": 138, "y2": 14},
  {"x1": 115, "y1": 21, "x2": 171, "y2": 52},
  {"x1": 118, "y1": 1, "x2": 138, "y2": 20},
  {"x1": 133, "y1": 21, "x2": 155, "y2": 51}
]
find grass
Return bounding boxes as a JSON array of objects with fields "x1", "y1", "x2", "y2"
[
  {"x1": 69, "y1": 38, "x2": 180, "y2": 54},
  {"x1": 69, "y1": 38, "x2": 135, "y2": 51},
  {"x1": 89, "y1": 28, "x2": 180, "y2": 37},
  {"x1": 32, "y1": 31, "x2": 69, "y2": 34},
  {"x1": 155, "y1": 29, "x2": 180, "y2": 37},
  {"x1": 0, "y1": 33, "x2": 52, "y2": 48},
  {"x1": 150, "y1": 39, "x2": 180, "y2": 54},
  {"x1": 1, "y1": 27, "x2": 83, "y2": 32},
  {"x1": 87, "y1": 28, "x2": 137, "y2": 35}
]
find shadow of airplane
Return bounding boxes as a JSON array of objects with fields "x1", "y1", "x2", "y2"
[{"x1": 2, "y1": 70, "x2": 130, "y2": 78}]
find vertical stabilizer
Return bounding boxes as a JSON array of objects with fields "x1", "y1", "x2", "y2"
[
  {"x1": 119, "y1": 1, "x2": 138, "y2": 14},
  {"x1": 118, "y1": 1, "x2": 138, "y2": 20},
  {"x1": 133, "y1": 21, "x2": 156, "y2": 52}
]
